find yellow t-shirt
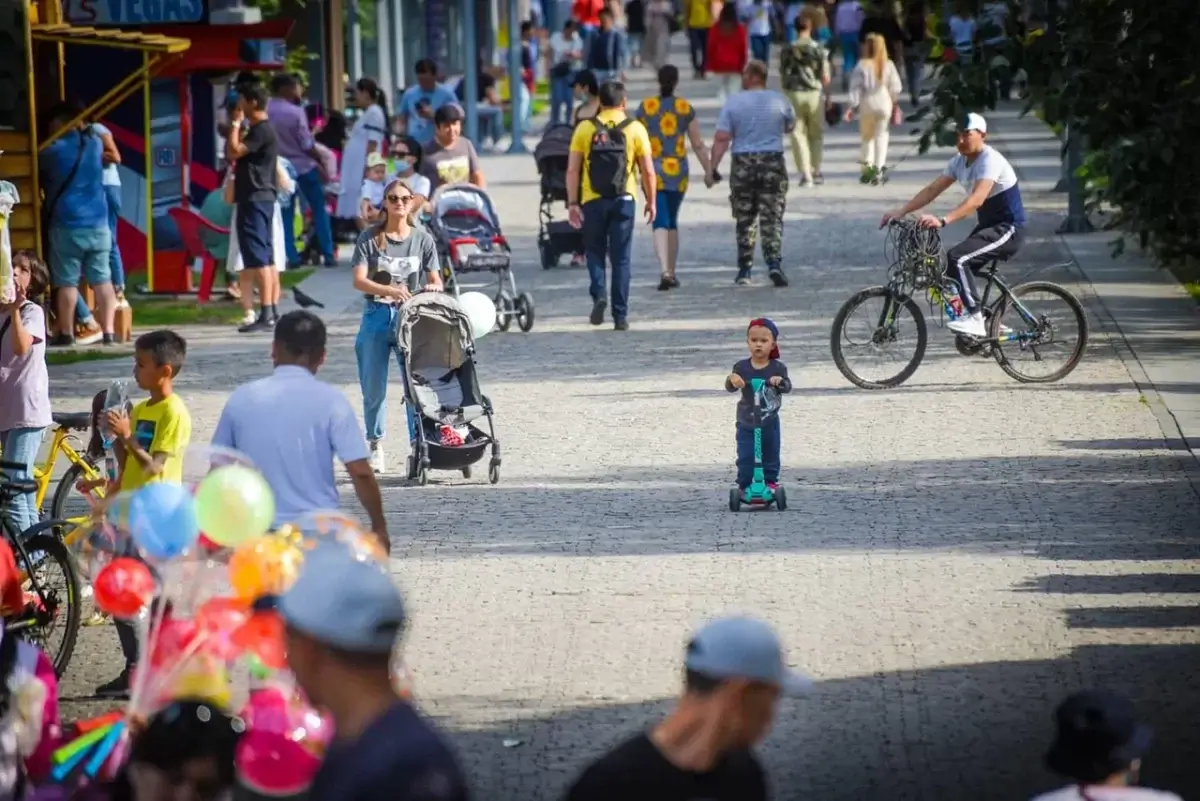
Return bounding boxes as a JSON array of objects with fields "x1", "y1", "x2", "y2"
[
  {"x1": 569, "y1": 109, "x2": 653, "y2": 205},
  {"x1": 119, "y1": 393, "x2": 193, "y2": 492},
  {"x1": 688, "y1": 0, "x2": 714, "y2": 28}
]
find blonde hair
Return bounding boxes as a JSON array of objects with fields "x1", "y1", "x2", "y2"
[
  {"x1": 371, "y1": 178, "x2": 416, "y2": 249},
  {"x1": 864, "y1": 33, "x2": 888, "y2": 82},
  {"x1": 800, "y1": 2, "x2": 828, "y2": 31}
]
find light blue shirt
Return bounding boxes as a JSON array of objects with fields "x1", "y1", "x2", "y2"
[
  {"x1": 89, "y1": 123, "x2": 121, "y2": 187},
  {"x1": 716, "y1": 89, "x2": 795, "y2": 155},
  {"x1": 39, "y1": 129, "x2": 108, "y2": 229},
  {"x1": 211, "y1": 365, "x2": 371, "y2": 527},
  {"x1": 398, "y1": 84, "x2": 459, "y2": 146}
]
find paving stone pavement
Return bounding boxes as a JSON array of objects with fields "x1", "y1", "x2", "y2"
[{"x1": 44, "y1": 52, "x2": 1200, "y2": 801}]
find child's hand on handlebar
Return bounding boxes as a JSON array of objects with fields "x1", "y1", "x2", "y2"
[
  {"x1": 728, "y1": 373, "x2": 746, "y2": 389},
  {"x1": 768, "y1": 376, "x2": 783, "y2": 386}
]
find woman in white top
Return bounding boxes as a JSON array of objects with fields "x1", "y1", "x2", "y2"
[
  {"x1": 226, "y1": 157, "x2": 296, "y2": 325},
  {"x1": 335, "y1": 77, "x2": 390, "y2": 222},
  {"x1": 845, "y1": 32, "x2": 902, "y2": 182}
]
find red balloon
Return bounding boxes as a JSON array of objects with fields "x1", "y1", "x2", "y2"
[
  {"x1": 197, "y1": 533, "x2": 222, "y2": 552},
  {"x1": 235, "y1": 687, "x2": 328, "y2": 796},
  {"x1": 93, "y1": 558, "x2": 155, "y2": 618},
  {"x1": 149, "y1": 616, "x2": 200, "y2": 668},
  {"x1": 232, "y1": 611, "x2": 287, "y2": 670},
  {"x1": 196, "y1": 597, "x2": 251, "y2": 660}
]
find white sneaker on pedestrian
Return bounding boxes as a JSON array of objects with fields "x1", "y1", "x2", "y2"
[
  {"x1": 239, "y1": 310, "x2": 257, "y2": 326},
  {"x1": 948, "y1": 310, "x2": 988, "y2": 338},
  {"x1": 369, "y1": 441, "x2": 385, "y2": 474}
]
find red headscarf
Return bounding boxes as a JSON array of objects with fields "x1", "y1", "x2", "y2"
[{"x1": 748, "y1": 317, "x2": 780, "y2": 359}]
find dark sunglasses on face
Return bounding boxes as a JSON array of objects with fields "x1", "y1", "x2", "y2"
[
  {"x1": 394, "y1": 150, "x2": 411, "y2": 158},
  {"x1": 387, "y1": 194, "x2": 413, "y2": 204}
]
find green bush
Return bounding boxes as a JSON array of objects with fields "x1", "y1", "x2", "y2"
[{"x1": 918, "y1": 1, "x2": 1200, "y2": 265}]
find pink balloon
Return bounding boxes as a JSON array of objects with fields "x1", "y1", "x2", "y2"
[{"x1": 236, "y1": 687, "x2": 331, "y2": 796}]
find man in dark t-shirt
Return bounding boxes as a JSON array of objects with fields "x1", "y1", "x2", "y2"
[
  {"x1": 564, "y1": 616, "x2": 812, "y2": 801},
  {"x1": 859, "y1": 1, "x2": 906, "y2": 64},
  {"x1": 227, "y1": 80, "x2": 281, "y2": 333},
  {"x1": 281, "y1": 543, "x2": 469, "y2": 801}
]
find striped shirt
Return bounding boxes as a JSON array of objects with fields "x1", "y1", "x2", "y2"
[{"x1": 716, "y1": 89, "x2": 796, "y2": 154}]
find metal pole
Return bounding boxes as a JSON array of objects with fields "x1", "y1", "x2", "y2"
[
  {"x1": 1056, "y1": 125, "x2": 1094, "y2": 234},
  {"x1": 389, "y1": 0, "x2": 404, "y2": 101},
  {"x1": 464, "y1": 0, "x2": 480, "y2": 146},
  {"x1": 506, "y1": 0, "x2": 527, "y2": 153},
  {"x1": 306, "y1": 0, "x2": 327, "y2": 109},
  {"x1": 348, "y1": 0, "x2": 364, "y2": 81}
]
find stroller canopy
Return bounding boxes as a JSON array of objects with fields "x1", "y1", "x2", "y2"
[
  {"x1": 428, "y1": 183, "x2": 503, "y2": 237},
  {"x1": 533, "y1": 124, "x2": 574, "y2": 171},
  {"x1": 398, "y1": 292, "x2": 476, "y2": 371}
]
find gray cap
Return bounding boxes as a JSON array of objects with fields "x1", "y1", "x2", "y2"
[
  {"x1": 278, "y1": 542, "x2": 406, "y2": 654},
  {"x1": 684, "y1": 616, "x2": 813, "y2": 696}
]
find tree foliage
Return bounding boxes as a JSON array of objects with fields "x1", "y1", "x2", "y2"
[{"x1": 919, "y1": 1, "x2": 1200, "y2": 265}]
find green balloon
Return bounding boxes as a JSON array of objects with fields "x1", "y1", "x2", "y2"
[{"x1": 194, "y1": 465, "x2": 275, "y2": 547}]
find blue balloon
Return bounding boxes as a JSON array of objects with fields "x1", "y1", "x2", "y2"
[{"x1": 128, "y1": 482, "x2": 200, "y2": 560}]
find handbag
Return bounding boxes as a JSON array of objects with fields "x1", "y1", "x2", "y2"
[
  {"x1": 550, "y1": 61, "x2": 573, "y2": 79},
  {"x1": 891, "y1": 103, "x2": 903, "y2": 126}
]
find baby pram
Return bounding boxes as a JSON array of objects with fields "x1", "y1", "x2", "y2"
[
  {"x1": 427, "y1": 183, "x2": 535, "y2": 333},
  {"x1": 533, "y1": 123, "x2": 584, "y2": 270},
  {"x1": 397, "y1": 292, "x2": 502, "y2": 485}
]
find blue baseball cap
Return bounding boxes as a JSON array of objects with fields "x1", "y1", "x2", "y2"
[
  {"x1": 684, "y1": 616, "x2": 813, "y2": 696},
  {"x1": 279, "y1": 542, "x2": 406, "y2": 654}
]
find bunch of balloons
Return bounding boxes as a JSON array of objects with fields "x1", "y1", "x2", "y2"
[{"x1": 72, "y1": 447, "x2": 391, "y2": 796}]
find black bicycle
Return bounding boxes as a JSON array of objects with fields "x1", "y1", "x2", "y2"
[
  {"x1": 0, "y1": 461, "x2": 82, "y2": 677},
  {"x1": 830, "y1": 219, "x2": 1089, "y2": 389}
]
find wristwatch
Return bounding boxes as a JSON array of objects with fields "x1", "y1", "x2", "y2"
[{"x1": 939, "y1": 216, "x2": 948, "y2": 227}]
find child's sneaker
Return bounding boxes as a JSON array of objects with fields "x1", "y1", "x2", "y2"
[{"x1": 767, "y1": 482, "x2": 780, "y2": 492}]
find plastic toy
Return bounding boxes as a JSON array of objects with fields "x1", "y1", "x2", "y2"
[{"x1": 729, "y1": 378, "x2": 787, "y2": 512}]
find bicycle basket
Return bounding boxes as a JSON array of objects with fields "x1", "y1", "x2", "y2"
[{"x1": 886, "y1": 219, "x2": 945, "y2": 295}]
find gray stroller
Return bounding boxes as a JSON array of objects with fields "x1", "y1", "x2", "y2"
[{"x1": 397, "y1": 292, "x2": 501, "y2": 485}]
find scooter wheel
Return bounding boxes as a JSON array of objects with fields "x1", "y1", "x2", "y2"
[
  {"x1": 728, "y1": 488, "x2": 741, "y2": 512},
  {"x1": 774, "y1": 484, "x2": 787, "y2": 511}
]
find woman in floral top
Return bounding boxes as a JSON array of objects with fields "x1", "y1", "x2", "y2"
[{"x1": 634, "y1": 65, "x2": 712, "y2": 291}]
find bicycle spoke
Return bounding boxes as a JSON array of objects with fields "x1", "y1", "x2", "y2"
[
  {"x1": 832, "y1": 288, "x2": 928, "y2": 389},
  {"x1": 993, "y1": 282, "x2": 1089, "y2": 383}
]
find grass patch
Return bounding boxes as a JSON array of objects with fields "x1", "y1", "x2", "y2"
[
  {"x1": 46, "y1": 349, "x2": 130, "y2": 367},
  {"x1": 131, "y1": 297, "x2": 245, "y2": 327},
  {"x1": 280, "y1": 267, "x2": 314, "y2": 289},
  {"x1": 1166, "y1": 259, "x2": 1200, "y2": 304}
]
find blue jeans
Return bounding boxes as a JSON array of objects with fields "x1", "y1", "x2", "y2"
[
  {"x1": 1, "y1": 427, "x2": 44, "y2": 535},
  {"x1": 582, "y1": 196, "x2": 635, "y2": 322},
  {"x1": 840, "y1": 33, "x2": 860, "y2": 73},
  {"x1": 750, "y1": 34, "x2": 771, "y2": 63},
  {"x1": 284, "y1": 168, "x2": 334, "y2": 264},
  {"x1": 735, "y1": 419, "x2": 780, "y2": 488},
  {"x1": 550, "y1": 74, "x2": 574, "y2": 126},
  {"x1": 75, "y1": 295, "x2": 94, "y2": 325},
  {"x1": 354, "y1": 302, "x2": 410, "y2": 444},
  {"x1": 476, "y1": 105, "x2": 504, "y2": 146},
  {"x1": 653, "y1": 190, "x2": 685, "y2": 230},
  {"x1": 688, "y1": 27, "x2": 709, "y2": 72},
  {"x1": 104, "y1": 184, "x2": 125, "y2": 290}
]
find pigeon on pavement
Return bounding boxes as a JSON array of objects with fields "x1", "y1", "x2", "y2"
[{"x1": 293, "y1": 288, "x2": 325, "y2": 309}]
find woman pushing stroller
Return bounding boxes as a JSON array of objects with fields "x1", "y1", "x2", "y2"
[{"x1": 352, "y1": 177, "x2": 444, "y2": 474}]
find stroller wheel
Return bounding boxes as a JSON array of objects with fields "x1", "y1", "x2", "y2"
[
  {"x1": 495, "y1": 294, "x2": 514, "y2": 332},
  {"x1": 488, "y1": 463, "x2": 500, "y2": 484},
  {"x1": 405, "y1": 455, "x2": 417, "y2": 480},
  {"x1": 417, "y1": 467, "x2": 429, "y2": 486},
  {"x1": 515, "y1": 293, "x2": 535, "y2": 332},
  {"x1": 462, "y1": 466, "x2": 472, "y2": 479}
]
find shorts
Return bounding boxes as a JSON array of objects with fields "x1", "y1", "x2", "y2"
[
  {"x1": 235, "y1": 200, "x2": 276, "y2": 269},
  {"x1": 653, "y1": 190, "x2": 685, "y2": 230},
  {"x1": 48, "y1": 225, "x2": 111, "y2": 288}
]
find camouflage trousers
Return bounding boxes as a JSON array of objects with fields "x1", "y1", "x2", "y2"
[{"x1": 729, "y1": 152, "x2": 789, "y2": 271}]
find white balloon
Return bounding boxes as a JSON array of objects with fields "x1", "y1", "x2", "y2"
[{"x1": 458, "y1": 291, "x2": 497, "y2": 341}]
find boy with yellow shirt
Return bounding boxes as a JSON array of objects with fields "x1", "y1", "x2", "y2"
[
  {"x1": 566, "y1": 81, "x2": 655, "y2": 332},
  {"x1": 97, "y1": 328, "x2": 191, "y2": 698}
]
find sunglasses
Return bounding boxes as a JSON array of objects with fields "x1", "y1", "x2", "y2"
[
  {"x1": 394, "y1": 150, "x2": 412, "y2": 158},
  {"x1": 386, "y1": 194, "x2": 413, "y2": 204}
]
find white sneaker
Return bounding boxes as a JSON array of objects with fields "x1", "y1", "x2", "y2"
[
  {"x1": 369, "y1": 442, "x2": 385, "y2": 474},
  {"x1": 948, "y1": 310, "x2": 988, "y2": 338},
  {"x1": 239, "y1": 310, "x2": 257, "y2": 326}
]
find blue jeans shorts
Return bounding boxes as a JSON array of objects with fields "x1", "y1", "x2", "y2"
[
  {"x1": 48, "y1": 225, "x2": 112, "y2": 288},
  {"x1": 653, "y1": 190, "x2": 685, "y2": 231},
  {"x1": 236, "y1": 200, "x2": 276, "y2": 269}
]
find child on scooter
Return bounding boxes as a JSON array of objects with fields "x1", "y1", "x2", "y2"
[{"x1": 725, "y1": 318, "x2": 792, "y2": 491}]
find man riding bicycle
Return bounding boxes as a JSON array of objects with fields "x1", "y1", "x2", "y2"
[{"x1": 879, "y1": 113, "x2": 1027, "y2": 338}]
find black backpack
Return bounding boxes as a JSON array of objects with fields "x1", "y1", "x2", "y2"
[{"x1": 585, "y1": 118, "x2": 634, "y2": 199}]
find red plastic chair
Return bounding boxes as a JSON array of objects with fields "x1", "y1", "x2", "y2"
[{"x1": 167, "y1": 207, "x2": 228, "y2": 303}]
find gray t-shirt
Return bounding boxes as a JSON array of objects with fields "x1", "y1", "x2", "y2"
[
  {"x1": 0, "y1": 302, "x2": 52, "y2": 431},
  {"x1": 419, "y1": 137, "x2": 480, "y2": 192},
  {"x1": 352, "y1": 227, "x2": 440, "y2": 303}
]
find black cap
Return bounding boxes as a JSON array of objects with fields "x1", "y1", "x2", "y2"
[{"x1": 1044, "y1": 691, "x2": 1153, "y2": 783}]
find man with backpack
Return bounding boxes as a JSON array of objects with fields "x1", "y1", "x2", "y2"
[
  {"x1": 779, "y1": 15, "x2": 831, "y2": 186},
  {"x1": 565, "y1": 81, "x2": 655, "y2": 331}
]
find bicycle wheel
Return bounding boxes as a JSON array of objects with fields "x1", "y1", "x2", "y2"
[
  {"x1": 12, "y1": 527, "x2": 81, "y2": 676},
  {"x1": 990, "y1": 281, "x2": 1089, "y2": 384},
  {"x1": 50, "y1": 459, "x2": 103, "y2": 539},
  {"x1": 831, "y1": 286, "x2": 928, "y2": 389}
]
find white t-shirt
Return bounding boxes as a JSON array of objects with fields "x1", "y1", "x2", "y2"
[
  {"x1": 942, "y1": 144, "x2": 1026, "y2": 227},
  {"x1": 403, "y1": 171, "x2": 432, "y2": 200},
  {"x1": 550, "y1": 31, "x2": 583, "y2": 65},
  {"x1": 1031, "y1": 786, "x2": 1183, "y2": 801},
  {"x1": 360, "y1": 177, "x2": 386, "y2": 209}
]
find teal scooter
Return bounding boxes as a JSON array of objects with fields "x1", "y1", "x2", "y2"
[{"x1": 729, "y1": 378, "x2": 787, "y2": 512}]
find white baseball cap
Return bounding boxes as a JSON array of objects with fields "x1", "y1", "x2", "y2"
[{"x1": 961, "y1": 113, "x2": 988, "y2": 134}]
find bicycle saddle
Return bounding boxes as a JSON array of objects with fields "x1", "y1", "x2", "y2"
[{"x1": 52, "y1": 412, "x2": 92, "y2": 431}]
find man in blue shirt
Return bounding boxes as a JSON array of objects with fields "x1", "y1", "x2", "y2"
[
  {"x1": 281, "y1": 543, "x2": 469, "y2": 801},
  {"x1": 39, "y1": 101, "x2": 118, "y2": 346},
  {"x1": 397, "y1": 59, "x2": 458, "y2": 147},
  {"x1": 881, "y1": 113, "x2": 1027, "y2": 338}
]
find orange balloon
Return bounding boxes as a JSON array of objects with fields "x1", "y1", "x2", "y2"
[
  {"x1": 233, "y1": 611, "x2": 288, "y2": 670},
  {"x1": 228, "y1": 536, "x2": 303, "y2": 602}
]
